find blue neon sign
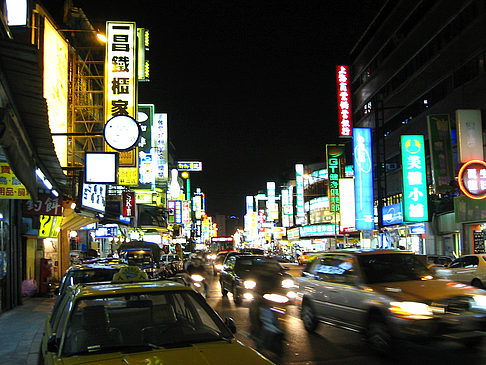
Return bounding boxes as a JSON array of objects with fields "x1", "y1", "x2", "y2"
[
  {"x1": 382, "y1": 203, "x2": 403, "y2": 226},
  {"x1": 353, "y1": 128, "x2": 374, "y2": 230}
]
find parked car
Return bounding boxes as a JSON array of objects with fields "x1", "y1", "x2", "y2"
[
  {"x1": 39, "y1": 266, "x2": 273, "y2": 365},
  {"x1": 298, "y1": 249, "x2": 486, "y2": 353},
  {"x1": 220, "y1": 255, "x2": 297, "y2": 305},
  {"x1": 435, "y1": 254, "x2": 486, "y2": 288}
]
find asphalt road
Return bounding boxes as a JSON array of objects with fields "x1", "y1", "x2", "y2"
[{"x1": 205, "y1": 263, "x2": 486, "y2": 365}]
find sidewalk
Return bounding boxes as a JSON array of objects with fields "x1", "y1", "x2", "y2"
[{"x1": 0, "y1": 296, "x2": 55, "y2": 364}]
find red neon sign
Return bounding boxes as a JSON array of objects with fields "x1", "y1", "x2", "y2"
[
  {"x1": 458, "y1": 160, "x2": 486, "y2": 200},
  {"x1": 336, "y1": 65, "x2": 353, "y2": 138}
]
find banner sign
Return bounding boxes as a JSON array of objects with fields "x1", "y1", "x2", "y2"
[
  {"x1": 353, "y1": 128, "x2": 374, "y2": 230},
  {"x1": 300, "y1": 224, "x2": 338, "y2": 237},
  {"x1": 0, "y1": 163, "x2": 30, "y2": 199},
  {"x1": 177, "y1": 161, "x2": 202, "y2": 171},
  {"x1": 122, "y1": 191, "x2": 135, "y2": 217},
  {"x1": 456, "y1": 109, "x2": 483, "y2": 163},
  {"x1": 39, "y1": 215, "x2": 63, "y2": 238},
  {"x1": 154, "y1": 113, "x2": 169, "y2": 183},
  {"x1": 458, "y1": 160, "x2": 486, "y2": 200},
  {"x1": 326, "y1": 144, "x2": 345, "y2": 213},
  {"x1": 23, "y1": 194, "x2": 62, "y2": 216},
  {"x1": 401, "y1": 135, "x2": 429, "y2": 222},
  {"x1": 336, "y1": 65, "x2": 353, "y2": 137},
  {"x1": 427, "y1": 114, "x2": 454, "y2": 194},
  {"x1": 339, "y1": 178, "x2": 355, "y2": 228},
  {"x1": 382, "y1": 202, "x2": 403, "y2": 226},
  {"x1": 295, "y1": 164, "x2": 305, "y2": 225}
]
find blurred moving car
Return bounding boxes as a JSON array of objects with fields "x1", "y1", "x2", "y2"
[
  {"x1": 298, "y1": 249, "x2": 486, "y2": 353},
  {"x1": 39, "y1": 266, "x2": 274, "y2": 365},
  {"x1": 435, "y1": 254, "x2": 486, "y2": 288},
  {"x1": 427, "y1": 254, "x2": 453, "y2": 268},
  {"x1": 220, "y1": 255, "x2": 297, "y2": 305}
]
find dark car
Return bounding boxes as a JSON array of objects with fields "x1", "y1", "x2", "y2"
[
  {"x1": 212, "y1": 250, "x2": 251, "y2": 275},
  {"x1": 219, "y1": 255, "x2": 297, "y2": 305},
  {"x1": 427, "y1": 254, "x2": 454, "y2": 268}
]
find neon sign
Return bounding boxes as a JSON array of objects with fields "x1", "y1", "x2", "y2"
[
  {"x1": 336, "y1": 65, "x2": 353, "y2": 137},
  {"x1": 458, "y1": 160, "x2": 486, "y2": 200}
]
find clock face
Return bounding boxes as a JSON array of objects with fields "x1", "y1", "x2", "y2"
[{"x1": 103, "y1": 115, "x2": 140, "y2": 151}]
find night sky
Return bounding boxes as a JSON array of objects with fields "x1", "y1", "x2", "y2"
[{"x1": 51, "y1": 0, "x2": 382, "y2": 219}]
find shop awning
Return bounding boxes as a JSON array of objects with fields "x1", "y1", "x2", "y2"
[
  {"x1": 62, "y1": 207, "x2": 98, "y2": 231},
  {"x1": 0, "y1": 39, "x2": 67, "y2": 199}
]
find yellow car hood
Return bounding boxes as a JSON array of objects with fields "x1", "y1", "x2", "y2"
[
  {"x1": 60, "y1": 339, "x2": 273, "y2": 365},
  {"x1": 370, "y1": 279, "x2": 481, "y2": 302}
]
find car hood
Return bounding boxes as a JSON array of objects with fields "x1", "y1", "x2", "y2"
[
  {"x1": 369, "y1": 279, "x2": 481, "y2": 302},
  {"x1": 61, "y1": 340, "x2": 272, "y2": 365}
]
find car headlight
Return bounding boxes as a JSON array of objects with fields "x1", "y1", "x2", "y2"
[
  {"x1": 472, "y1": 295, "x2": 486, "y2": 311},
  {"x1": 191, "y1": 274, "x2": 204, "y2": 282},
  {"x1": 389, "y1": 301, "x2": 433, "y2": 320},
  {"x1": 214, "y1": 264, "x2": 223, "y2": 270},
  {"x1": 243, "y1": 280, "x2": 257, "y2": 289},
  {"x1": 282, "y1": 279, "x2": 297, "y2": 289}
]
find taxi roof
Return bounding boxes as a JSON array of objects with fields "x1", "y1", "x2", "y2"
[{"x1": 71, "y1": 279, "x2": 191, "y2": 298}]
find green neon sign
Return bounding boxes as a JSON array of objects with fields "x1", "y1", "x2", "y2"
[{"x1": 401, "y1": 135, "x2": 428, "y2": 222}]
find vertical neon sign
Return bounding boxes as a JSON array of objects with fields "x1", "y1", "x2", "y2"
[
  {"x1": 401, "y1": 135, "x2": 428, "y2": 222},
  {"x1": 336, "y1": 65, "x2": 353, "y2": 138},
  {"x1": 295, "y1": 164, "x2": 305, "y2": 225},
  {"x1": 353, "y1": 128, "x2": 374, "y2": 230}
]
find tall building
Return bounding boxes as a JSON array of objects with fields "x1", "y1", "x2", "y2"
[{"x1": 351, "y1": 0, "x2": 486, "y2": 255}]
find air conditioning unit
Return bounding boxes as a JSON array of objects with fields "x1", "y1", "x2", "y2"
[{"x1": 386, "y1": 163, "x2": 398, "y2": 171}]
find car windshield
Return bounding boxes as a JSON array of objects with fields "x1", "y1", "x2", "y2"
[
  {"x1": 357, "y1": 253, "x2": 432, "y2": 284},
  {"x1": 61, "y1": 290, "x2": 233, "y2": 357},
  {"x1": 126, "y1": 252, "x2": 152, "y2": 265},
  {"x1": 235, "y1": 257, "x2": 282, "y2": 273}
]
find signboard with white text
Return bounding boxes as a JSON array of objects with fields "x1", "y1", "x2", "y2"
[
  {"x1": 401, "y1": 135, "x2": 428, "y2": 222},
  {"x1": 336, "y1": 65, "x2": 353, "y2": 138}
]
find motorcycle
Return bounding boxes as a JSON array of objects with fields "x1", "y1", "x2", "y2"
[{"x1": 249, "y1": 292, "x2": 288, "y2": 356}]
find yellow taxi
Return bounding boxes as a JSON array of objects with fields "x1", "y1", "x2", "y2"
[{"x1": 39, "y1": 266, "x2": 273, "y2": 364}]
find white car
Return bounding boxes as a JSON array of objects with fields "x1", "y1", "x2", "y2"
[{"x1": 435, "y1": 254, "x2": 486, "y2": 288}]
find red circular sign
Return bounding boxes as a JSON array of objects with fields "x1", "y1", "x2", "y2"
[{"x1": 458, "y1": 160, "x2": 486, "y2": 200}]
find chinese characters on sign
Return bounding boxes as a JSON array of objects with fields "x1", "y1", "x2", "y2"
[
  {"x1": 122, "y1": 191, "x2": 135, "y2": 217},
  {"x1": 0, "y1": 163, "x2": 30, "y2": 199},
  {"x1": 336, "y1": 65, "x2": 353, "y2": 138},
  {"x1": 177, "y1": 161, "x2": 203, "y2": 171},
  {"x1": 23, "y1": 194, "x2": 62, "y2": 216},
  {"x1": 458, "y1": 160, "x2": 486, "y2": 200},
  {"x1": 326, "y1": 144, "x2": 345, "y2": 214},
  {"x1": 401, "y1": 135, "x2": 429, "y2": 222},
  {"x1": 353, "y1": 128, "x2": 374, "y2": 230},
  {"x1": 105, "y1": 21, "x2": 137, "y2": 170},
  {"x1": 295, "y1": 164, "x2": 306, "y2": 225}
]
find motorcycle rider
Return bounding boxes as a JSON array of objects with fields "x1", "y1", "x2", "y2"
[{"x1": 185, "y1": 253, "x2": 209, "y2": 297}]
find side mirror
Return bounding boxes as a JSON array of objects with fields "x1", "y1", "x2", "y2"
[
  {"x1": 283, "y1": 266, "x2": 290, "y2": 271},
  {"x1": 225, "y1": 317, "x2": 237, "y2": 334},
  {"x1": 47, "y1": 334, "x2": 59, "y2": 353}
]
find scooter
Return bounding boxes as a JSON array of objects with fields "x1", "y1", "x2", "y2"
[{"x1": 249, "y1": 293, "x2": 287, "y2": 355}]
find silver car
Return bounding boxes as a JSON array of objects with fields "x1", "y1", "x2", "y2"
[{"x1": 298, "y1": 249, "x2": 486, "y2": 353}]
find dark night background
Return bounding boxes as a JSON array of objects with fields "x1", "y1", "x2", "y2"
[{"x1": 46, "y1": 0, "x2": 383, "y2": 219}]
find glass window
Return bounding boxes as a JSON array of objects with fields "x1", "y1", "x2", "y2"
[
  {"x1": 357, "y1": 254, "x2": 431, "y2": 284},
  {"x1": 61, "y1": 291, "x2": 232, "y2": 357},
  {"x1": 449, "y1": 257, "x2": 464, "y2": 269},
  {"x1": 464, "y1": 256, "x2": 479, "y2": 268},
  {"x1": 313, "y1": 255, "x2": 355, "y2": 283}
]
